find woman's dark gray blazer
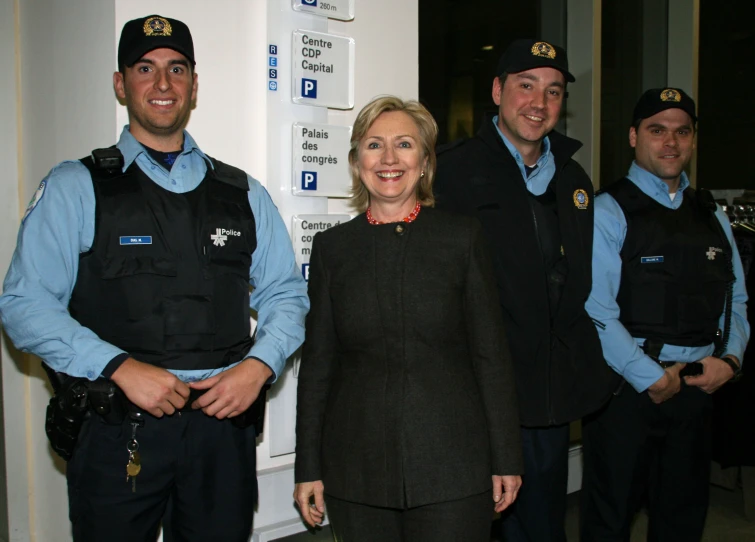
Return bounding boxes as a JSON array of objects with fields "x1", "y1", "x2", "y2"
[{"x1": 295, "y1": 207, "x2": 523, "y2": 509}]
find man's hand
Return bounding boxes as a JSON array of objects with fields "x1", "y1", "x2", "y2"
[
  {"x1": 492, "y1": 474, "x2": 522, "y2": 513},
  {"x1": 684, "y1": 355, "x2": 739, "y2": 394},
  {"x1": 189, "y1": 357, "x2": 273, "y2": 419},
  {"x1": 110, "y1": 357, "x2": 190, "y2": 417},
  {"x1": 647, "y1": 363, "x2": 683, "y2": 404},
  {"x1": 294, "y1": 480, "x2": 325, "y2": 527}
]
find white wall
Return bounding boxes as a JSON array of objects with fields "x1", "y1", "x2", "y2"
[
  {"x1": 1, "y1": 1, "x2": 419, "y2": 540},
  {"x1": 0, "y1": 0, "x2": 20, "y2": 538},
  {"x1": 2, "y1": 1, "x2": 116, "y2": 541}
]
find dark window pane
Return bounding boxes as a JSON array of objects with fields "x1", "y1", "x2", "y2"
[{"x1": 419, "y1": 0, "x2": 540, "y2": 145}]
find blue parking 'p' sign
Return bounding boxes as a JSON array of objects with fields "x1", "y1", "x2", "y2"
[
  {"x1": 302, "y1": 171, "x2": 317, "y2": 191},
  {"x1": 302, "y1": 78, "x2": 317, "y2": 98},
  {"x1": 302, "y1": 263, "x2": 310, "y2": 281}
]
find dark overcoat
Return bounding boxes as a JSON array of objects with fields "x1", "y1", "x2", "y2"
[{"x1": 295, "y1": 207, "x2": 523, "y2": 509}]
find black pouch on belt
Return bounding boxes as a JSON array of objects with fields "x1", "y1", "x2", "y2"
[
  {"x1": 231, "y1": 385, "x2": 270, "y2": 435},
  {"x1": 43, "y1": 364, "x2": 89, "y2": 461}
]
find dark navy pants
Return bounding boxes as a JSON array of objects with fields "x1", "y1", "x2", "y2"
[
  {"x1": 580, "y1": 383, "x2": 711, "y2": 541},
  {"x1": 500, "y1": 424, "x2": 570, "y2": 542},
  {"x1": 67, "y1": 409, "x2": 258, "y2": 542}
]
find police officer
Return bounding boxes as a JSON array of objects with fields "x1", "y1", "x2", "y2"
[
  {"x1": 434, "y1": 39, "x2": 617, "y2": 541},
  {"x1": 0, "y1": 14, "x2": 308, "y2": 542},
  {"x1": 581, "y1": 88, "x2": 750, "y2": 541}
]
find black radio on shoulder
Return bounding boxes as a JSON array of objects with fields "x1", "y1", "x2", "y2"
[{"x1": 91, "y1": 147, "x2": 124, "y2": 171}]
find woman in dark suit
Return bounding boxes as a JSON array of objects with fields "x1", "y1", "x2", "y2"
[{"x1": 293, "y1": 96, "x2": 523, "y2": 541}]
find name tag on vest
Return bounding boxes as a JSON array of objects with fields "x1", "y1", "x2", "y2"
[
  {"x1": 119, "y1": 236, "x2": 153, "y2": 245},
  {"x1": 640, "y1": 255, "x2": 664, "y2": 264}
]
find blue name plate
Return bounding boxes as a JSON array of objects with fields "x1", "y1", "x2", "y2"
[
  {"x1": 640, "y1": 255, "x2": 664, "y2": 264},
  {"x1": 120, "y1": 236, "x2": 153, "y2": 245}
]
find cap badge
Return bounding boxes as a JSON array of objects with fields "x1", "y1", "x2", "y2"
[
  {"x1": 573, "y1": 189, "x2": 589, "y2": 210},
  {"x1": 531, "y1": 42, "x2": 556, "y2": 59},
  {"x1": 660, "y1": 89, "x2": 681, "y2": 103},
  {"x1": 143, "y1": 16, "x2": 172, "y2": 37}
]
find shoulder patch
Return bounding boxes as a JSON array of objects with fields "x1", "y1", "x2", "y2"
[{"x1": 22, "y1": 180, "x2": 47, "y2": 223}]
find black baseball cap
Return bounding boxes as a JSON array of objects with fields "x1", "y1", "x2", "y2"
[
  {"x1": 118, "y1": 15, "x2": 195, "y2": 70},
  {"x1": 632, "y1": 88, "x2": 697, "y2": 125},
  {"x1": 496, "y1": 39, "x2": 575, "y2": 83}
]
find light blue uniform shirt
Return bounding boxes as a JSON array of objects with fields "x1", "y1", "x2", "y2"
[
  {"x1": 586, "y1": 162, "x2": 750, "y2": 392},
  {"x1": 0, "y1": 127, "x2": 309, "y2": 382},
  {"x1": 492, "y1": 115, "x2": 557, "y2": 194}
]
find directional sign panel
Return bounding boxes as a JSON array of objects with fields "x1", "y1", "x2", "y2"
[
  {"x1": 292, "y1": 30, "x2": 355, "y2": 109},
  {"x1": 292, "y1": 0, "x2": 355, "y2": 21},
  {"x1": 292, "y1": 122, "x2": 352, "y2": 197},
  {"x1": 292, "y1": 214, "x2": 352, "y2": 281}
]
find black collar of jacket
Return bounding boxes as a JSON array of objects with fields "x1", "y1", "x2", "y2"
[{"x1": 476, "y1": 113, "x2": 582, "y2": 171}]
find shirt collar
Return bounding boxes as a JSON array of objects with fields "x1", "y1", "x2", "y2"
[
  {"x1": 115, "y1": 126, "x2": 211, "y2": 171},
  {"x1": 492, "y1": 115, "x2": 551, "y2": 168},
  {"x1": 626, "y1": 161, "x2": 690, "y2": 209}
]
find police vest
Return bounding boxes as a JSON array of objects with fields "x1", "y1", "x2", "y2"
[
  {"x1": 69, "y1": 153, "x2": 257, "y2": 371},
  {"x1": 605, "y1": 178, "x2": 733, "y2": 347}
]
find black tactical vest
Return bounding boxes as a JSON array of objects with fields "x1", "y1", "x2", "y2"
[
  {"x1": 69, "y1": 153, "x2": 257, "y2": 370},
  {"x1": 605, "y1": 178, "x2": 733, "y2": 346}
]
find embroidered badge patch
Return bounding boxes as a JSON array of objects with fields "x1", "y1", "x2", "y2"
[
  {"x1": 660, "y1": 89, "x2": 681, "y2": 102},
  {"x1": 143, "y1": 16, "x2": 172, "y2": 37},
  {"x1": 531, "y1": 41, "x2": 556, "y2": 59},
  {"x1": 22, "y1": 180, "x2": 47, "y2": 223},
  {"x1": 573, "y1": 189, "x2": 589, "y2": 210}
]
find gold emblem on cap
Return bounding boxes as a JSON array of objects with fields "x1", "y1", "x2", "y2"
[
  {"x1": 660, "y1": 89, "x2": 681, "y2": 103},
  {"x1": 573, "y1": 189, "x2": 589, "y2": 210},
  {"x1": 531, "y1": 42, "x2": 556, "y2": 59},
  {"x1": 143, "y1": 16, "x2": 172, "y2": 37}
]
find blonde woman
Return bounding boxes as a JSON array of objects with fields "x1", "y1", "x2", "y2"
[{"x1": 293, "y1": 96, "x2": 523, "y2": 541}]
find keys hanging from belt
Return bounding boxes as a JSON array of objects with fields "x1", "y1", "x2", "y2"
[{"x1": 125, "y1": 412, "x2": 144, "y2": 492}]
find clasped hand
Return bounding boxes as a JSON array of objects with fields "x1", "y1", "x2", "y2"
[{"x1": 111, "y1": 356, "x2": 272, "y2": 419}]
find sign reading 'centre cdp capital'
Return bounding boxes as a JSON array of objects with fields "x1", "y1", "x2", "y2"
[{"x1": 292, "y1": 29, "x2": 355, "y2": 110}]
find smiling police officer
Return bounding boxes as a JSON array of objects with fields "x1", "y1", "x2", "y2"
[
  {"x1": 581, "y1": 88, "x2": 750, "y2": 541},
  {"x1": 434, "y1": 39, "x2": 618, "y2": 541},
  {"x1": 0, "y1": 14, "x2": 308, "y2": 542}
]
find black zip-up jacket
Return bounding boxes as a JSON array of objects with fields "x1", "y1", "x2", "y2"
[{"x1": 434, "y1": 116, "x2": 618, "y2": 426}]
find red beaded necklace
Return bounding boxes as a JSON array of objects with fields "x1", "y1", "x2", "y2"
[{"x1": 366, "y1": 201, "x2": 422, "y2": 225}]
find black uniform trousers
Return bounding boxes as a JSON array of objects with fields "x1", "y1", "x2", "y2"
[
  {"x1": 500, "y1": 425, "x2": 570, "y2": 542},
  {"x1": 324, "y1": 490, "x2": 492, "y2": 542},
  {"x1": 580, "y1": 382, "x2": 712, "y2": 541},
  {"x1": 67, "y1": 408, "x2": 258, "y2": 542}
]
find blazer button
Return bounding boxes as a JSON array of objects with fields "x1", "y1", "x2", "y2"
[{"x1": 394, "y1": 224, "x2": 405, "y2": 236}]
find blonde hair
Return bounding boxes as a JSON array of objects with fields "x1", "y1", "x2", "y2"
[{"x1": 348, "y1": 96, "x2": 438, "y2": 213}]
